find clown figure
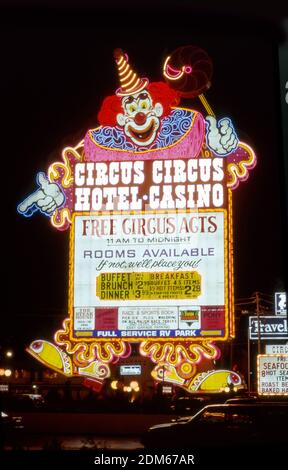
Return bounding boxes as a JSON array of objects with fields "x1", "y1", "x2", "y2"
[
  {"x1": 18, "y1": 48, "x2": 239, "y2": 216},
  {"x1": 17, "y1": 48, "x2": 255, "y2": 394}
]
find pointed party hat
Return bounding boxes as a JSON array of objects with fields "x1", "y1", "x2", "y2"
[{"x1": 114, "y1": 48, "x2": 149, "y2": 96}]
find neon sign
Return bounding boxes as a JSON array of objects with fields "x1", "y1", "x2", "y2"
[
  {"x1": 257, "y1": 354, "x2": 288, "y2": 396},
  {"x1": 18, "y1": 46, "x2": 256, "y2": 393}
]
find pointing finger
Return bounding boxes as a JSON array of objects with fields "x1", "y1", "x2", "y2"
[{"x1": 17, "y1": 188, "x2": 45, "y2": 213}]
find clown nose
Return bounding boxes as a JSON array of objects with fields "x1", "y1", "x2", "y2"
[{"x1": 134, "y1": 112, "x2": 147, "y2": 126}]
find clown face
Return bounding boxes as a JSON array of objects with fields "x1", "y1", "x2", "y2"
[{"x1": 116, "y1": 90, "x2": 163, "y2": 146}]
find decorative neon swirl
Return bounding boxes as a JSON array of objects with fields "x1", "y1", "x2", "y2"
[
  {"x1": 139, "y1": 340, "x2": 220, "y2": 366},
  {"x1": 48, "y1": 141, "x2": 84, "y2": 188},
  {"x1": 55, "y1": 318, "x2": 130, "y2": 365},
  {"x1": 227, "y1": 141, "x2": 257, "y2": 189},
  {"x1": 51, "y1": 208, "x2": 72, "y2": 230}
]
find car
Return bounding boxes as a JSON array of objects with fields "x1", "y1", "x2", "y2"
[
  {"x1": 5, "y1": 393, "x2": 45, "y2": 411},
  {"x1": 170, "y1": 396, "x2": 211, "y2": 415},
  {"x1": 225, "y1": 395, "x2": 259, "y2": 404},
  {"x1": 141, "y1": 402, "x2": 288, "y2": 449}
]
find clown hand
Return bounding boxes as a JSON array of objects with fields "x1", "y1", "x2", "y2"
[
  {"x1": 206, "y1": 116, "x2": 238, "y2": 156},
  {"x1": 17, "y1": 172, "x2": 65, "y2": 217}
]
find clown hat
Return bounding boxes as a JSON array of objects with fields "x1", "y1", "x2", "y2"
[{"x1": 114, "y1": 48, "x2": 149, "y2": 96}]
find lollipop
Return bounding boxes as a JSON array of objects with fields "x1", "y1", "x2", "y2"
[{"x1": 163, "y1": 45, "x2": 215, "y2": 116}]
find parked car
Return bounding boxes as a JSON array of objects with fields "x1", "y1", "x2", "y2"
[
  {"x1": 142, "y1": 402, "x2": 288, "y2": 449},
  {"x1": 170, "y1": 396, "x2": 211, "y2": 415},
  {"x1": 5, "y1": 393, "x2": 45, "y2": 411},
  {"x1": 225, "y1": 395, "x2": 259, "y2": 404}
]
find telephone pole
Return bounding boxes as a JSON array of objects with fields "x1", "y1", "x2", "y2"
[{"x1": 255, "y1": 291, "x2": 261, "y2": 354}]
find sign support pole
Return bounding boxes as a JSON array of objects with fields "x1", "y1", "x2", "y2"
[
  {"x1": 256, "y1": 291, "x2": 261, "y2": 354},
  {"x1": 248, "y1": 325, "x2": 251, "y2": 393}
]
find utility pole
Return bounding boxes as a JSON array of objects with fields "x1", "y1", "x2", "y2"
[
  {"x1": 255, "y1": 291, "x2": 261, "y2": 355},
  {"x1": 236, "y1": 292, "x2": 273, "y2": 393},
  {"x1": 247, "y1": 328, "x2": 251, "y2": 393}
]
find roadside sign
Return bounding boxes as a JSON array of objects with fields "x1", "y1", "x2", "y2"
[
  {"x1": 257, "y1": 354, "x2": 288, "y2": 395},
  {"x1": 275, "y1": 292, "x2": 287, "y2": 316},
  {"x1": 265, "y1": 344, "x2": 288, "y2": 354},
  {"x1": 249, "y1": 316, "x2": 288, "y2": 340}
]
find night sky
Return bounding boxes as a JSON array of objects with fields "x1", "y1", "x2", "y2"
[{"x1": 2, "y1": 4, "x2": 287, "y2": 353}]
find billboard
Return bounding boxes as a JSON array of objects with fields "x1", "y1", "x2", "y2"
[
  {"x1": 72, "y1": 208, "x2": 227, "y2": 340},
  {"x1": 257, "y1": 354, "x2": 288, "y2": 396},
  {"x1": 249, "y1": 316, "x2": 288, "y2": 340},
  {"x1": 18, "y1": 46, "x2": 255, "y2": 393}
]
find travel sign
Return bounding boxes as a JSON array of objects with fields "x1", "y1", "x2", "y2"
[
  {"x1": 18, "y1": 46, "x2": 255, "y2": 393},
  {"x1": 249, "y1": 316, "x2": 288, "y2": 340}
]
